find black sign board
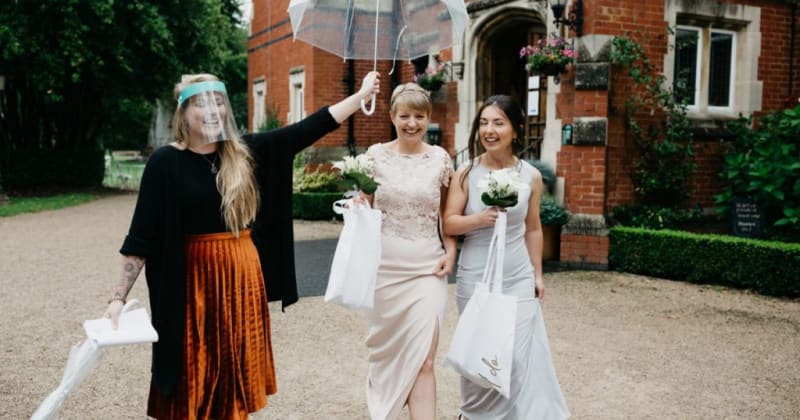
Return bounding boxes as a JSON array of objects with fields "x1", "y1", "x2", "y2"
[{"x1": 731, "y1": 197, "x2": 764, "y2": 238}]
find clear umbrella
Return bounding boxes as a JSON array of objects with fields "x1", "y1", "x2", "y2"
[
  {"x1": 288, "y1": 0, "x2": 469, "y2": 114},
  {"x1": 30, "y1": 300, "x2": 156, "y2": 420}
]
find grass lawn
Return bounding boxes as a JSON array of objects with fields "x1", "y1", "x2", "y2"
[
  {"x1": 103, "y1": 154, "x2": 145, "y2": 190},
  {"x1": 0, "y1": 150, "x2": 146, "y2": 217},
  {"x1": 0, "y1": 192, "x2": 98, "y2": 217}
]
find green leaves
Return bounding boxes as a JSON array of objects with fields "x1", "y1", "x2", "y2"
[
  {"x1": 715, "y1": 107, "x2": 800, "y2": 240},
  {"x1": 611, "y1": 33, "x2": 695, "y2": 208},
  {"x1": 0, "y1": 0, "x2": 246, "y2": 164},
  {"x1": 480, "y1": 192, "x2": 518, "y2": 208},
  {"x1": 342, "y1": 172, "x2": 379, "y2": 195}
]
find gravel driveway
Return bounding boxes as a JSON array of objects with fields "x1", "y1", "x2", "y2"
[{"x1": 1, "y1": 193, "x2": 798, "y2": 419}]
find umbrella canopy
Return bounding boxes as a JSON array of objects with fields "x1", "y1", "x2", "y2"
[
  {"x1": 30, "y1": 300, "x2": 154, "y2": 420},
  {"x1": 288, "y1": 0, "x2": 469, "y2": 114},
  {"x1": 288, "y1": 0, "x2": 468, "y2": 62}
]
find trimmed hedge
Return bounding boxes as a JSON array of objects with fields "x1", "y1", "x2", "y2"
[
  {"x1": 292, "y1": 192, "x2": 343, "y2": 220},
  {"x1": 609, "y1": 227, "x2": 800, "y2": 298}
]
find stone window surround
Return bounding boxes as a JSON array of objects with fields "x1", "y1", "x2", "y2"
[
  {"x1": 664, "y1": 0, "x2": 762, "y2": 120},
  {"x1": 288, "y1": 67, "x2": 305, "y2": 124},
  {"x1": 252, "y1": 77, "x2": 266, "y2": 131}
]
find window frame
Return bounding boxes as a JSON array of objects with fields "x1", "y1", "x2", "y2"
[
  {"x1": 288, "y1": 69, "x2": 306, "y2": 124},
  {"x1": 674, "y1": 25, "x2": 702, "y2": 109},
  {"x1": 252, "y1": 78, "x2": 266, "y2": 131},
  {"x1": 706, "y1": 28, "x2": 737, "y2": 114},
  {"x1": 674, "y1": 24, "x2": 737, "y2": 115}
]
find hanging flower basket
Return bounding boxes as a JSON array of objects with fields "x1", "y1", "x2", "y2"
[
  {"x1": 414, "y1": 62, "x2": 448, "y2": 92},
  {"x1": 533, "y1": 62, "x2": 569, "y2": 76},
  {"x1": 520, "y1": 35, "x2": 577, "y2": 76}
]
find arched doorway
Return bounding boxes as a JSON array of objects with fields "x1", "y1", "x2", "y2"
[{"x1": 474, "y1": 11, "x2": 546, "y2": 160}]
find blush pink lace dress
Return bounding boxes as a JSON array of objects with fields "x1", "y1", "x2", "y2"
[{"x1": 364, "y1": 142, "x2": 453, "y2": 420}]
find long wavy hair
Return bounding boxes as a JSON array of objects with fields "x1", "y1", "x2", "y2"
[
  {"x1": 172, "y1": 74, "x2": 260, "y2": 235},
  {"x1": 458, "y1": 94, "x2": 526, "y2": 189}
]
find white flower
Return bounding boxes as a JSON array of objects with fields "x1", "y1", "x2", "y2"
[
  {"x1": 332, "y1": 154, "x2": 375, "y2": 177},
  {"x1": 477, "y1": 168, "x2": 527, "y2": 208},
  {"x1": 332, "y1": 153, "x2": 380, "y2": 195},
  {"x1": 478, "y1": 168, "x2": 526, "y2": 199}
]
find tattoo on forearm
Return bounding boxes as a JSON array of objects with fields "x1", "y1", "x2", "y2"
[{"x1": 113, "y1": 256, "x2": 144, "y2": 299}]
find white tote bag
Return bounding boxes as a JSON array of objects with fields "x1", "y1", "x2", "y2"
[
  {"x1": 444, "y1": 212, "x2": 517, "y2": 398},
  {"x1": 325, "y1": 198, "x2": 382, "y2": 311}
]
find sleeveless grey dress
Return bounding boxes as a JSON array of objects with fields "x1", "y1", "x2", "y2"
[{"x1": 455, "y1": 159, "x2": 570, "y2": 419}]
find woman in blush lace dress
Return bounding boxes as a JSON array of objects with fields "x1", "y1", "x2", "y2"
[
  {"x1": 443, "y1": 95, "x2": 570, "y2": 420},
  {"x1": 360, "y1": 83, "x2": 456, "y2": 420}
]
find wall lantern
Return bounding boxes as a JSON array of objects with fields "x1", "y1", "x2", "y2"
[
  {"x1": 426, "y1": 124, "x2": 442, "y2": 146},
  {"x1": 561, "y1": 123, "x2": 573, "y2": 145},
  {"x1": 550, "y1": 0, "x2": 583, "y2": 37}
]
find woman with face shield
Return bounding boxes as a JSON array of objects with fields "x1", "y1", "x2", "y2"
[{"x1": 102, "y1": 72, "x2": 379, "y2": 419}]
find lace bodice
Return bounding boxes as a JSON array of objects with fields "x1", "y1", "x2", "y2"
[{"x1": 367, "y1": 143, "x2": 453, "y2": 241}]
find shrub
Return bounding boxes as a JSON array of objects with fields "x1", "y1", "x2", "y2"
[
  {"x1": 609, "y1": 227, "x2": 800, "y2": 298},
  {"x1": 294, "y1": 170, "x2": 340, "y2": 193},
  {"x1": 714, "y1": 106, "x2": 800, "y2": 241},
  {"x1": 292, "y1": 192, "x2": 343, "y2": 220},
  {"x1": 610, "y1": 33, "x2": 695, "y2": 208},
  {"x1": 540, "y1": 195, "x2": 568, "y2": 226},
  {"x1": 292, "y1": 159, "x2": 345, "y2": 219},
  {"x1": 610, "y1": 203, "x2": 701, "y2": 230}
]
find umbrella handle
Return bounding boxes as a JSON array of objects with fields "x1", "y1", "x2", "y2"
[{"x1": 360, "y1": 93, "x2": 376, "y2": 116}]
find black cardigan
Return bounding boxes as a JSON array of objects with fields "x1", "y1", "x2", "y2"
[{"x1": 120, "y1": 107, "x2": 340, "y2": 395}]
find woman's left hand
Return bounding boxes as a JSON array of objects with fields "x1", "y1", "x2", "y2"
[
  {"x1": 535, "y1": 276, "x2": 545, "y2": 301},
  {"x1": 433, "y1": 254, "x2": 454, "y2": 277}
]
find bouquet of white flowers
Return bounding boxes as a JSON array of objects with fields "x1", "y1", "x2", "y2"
[
  {"x1": 477, "y1": 168, "x2": 527, "y2": 208},
  {"x1": 332, "y1": 154, "x2": 379, "y2": 195}
]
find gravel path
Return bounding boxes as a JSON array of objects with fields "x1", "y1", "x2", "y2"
[{"x1": 1, "y1": 193, "x2": 798, "y2": 419}]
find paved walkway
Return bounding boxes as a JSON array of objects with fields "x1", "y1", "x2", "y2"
[{"x1": 1, "y1": 193, "x2": 798, "y2": 419}]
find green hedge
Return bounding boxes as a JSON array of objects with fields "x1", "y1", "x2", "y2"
[
  {"x1": 609, "y1": 227, "x2": 800, "y2": 298},
  {"x1": 292, "y1": 192, "x2": 344, "y2": 220},
  {"x1": 4, "y1": 148, "x2": 105, "y2": 190}
]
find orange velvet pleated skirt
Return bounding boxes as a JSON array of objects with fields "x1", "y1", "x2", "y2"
[{"x1": 147, "y1": 230, "x2": 277, "y2": 420}]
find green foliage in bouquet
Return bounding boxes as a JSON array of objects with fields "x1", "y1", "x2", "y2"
[{"x1": 340, "y1": 172, "x2": 379, "y2": 195}]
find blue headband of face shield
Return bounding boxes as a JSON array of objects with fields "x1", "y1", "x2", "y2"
[{"x1": 178, "y1": 81, "x2": 228, "y2": 107}]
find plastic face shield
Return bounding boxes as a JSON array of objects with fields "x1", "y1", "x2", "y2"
[{"x1": 178, "y1": 81, "x2": 237, "y2": 144}]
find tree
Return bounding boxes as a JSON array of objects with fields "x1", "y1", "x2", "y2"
[{"x1": 0, "y1": 0, "x2": 247, "y2": 190}]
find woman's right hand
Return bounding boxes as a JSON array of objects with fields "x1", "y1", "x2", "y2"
[
  {"x1": 103, "y1": 299, "x2": 125, "y2": 329},
  {"x1": 358, "y1": 71, "x2": 381, "y2": 100},
  {"x1": 475, "y1": 206, "x2": 502, "y2": 228}
]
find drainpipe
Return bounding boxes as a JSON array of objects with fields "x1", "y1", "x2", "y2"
[{"x1": 346, "y1": 60, "x2": 356, "y2": 156}]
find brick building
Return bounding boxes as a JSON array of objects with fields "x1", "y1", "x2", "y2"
[{"x1": 246, "y1": 0, "x2": 800, "y2": 266}]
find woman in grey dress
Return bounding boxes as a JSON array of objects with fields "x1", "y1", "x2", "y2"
[{"x1": 443, "y1": 95, "x2": 569, "y2": 419}]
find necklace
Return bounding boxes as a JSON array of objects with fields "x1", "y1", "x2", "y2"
[{"x1": 200, "y1": 153, "x2": 218, "y2": 174}]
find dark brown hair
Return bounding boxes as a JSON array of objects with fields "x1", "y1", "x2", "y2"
[{"x1": 459, "y1": 94, "x2": 525, "y2": 188}]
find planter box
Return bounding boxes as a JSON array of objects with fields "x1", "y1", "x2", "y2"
[{"x1": 542, "y1": 224, "x2": 561, "y2": 261}]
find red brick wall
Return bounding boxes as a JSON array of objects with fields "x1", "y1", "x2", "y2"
[
  {"x1": 248, "y1": 0, "x2": 456, "y2": 154},
  {"x1": 560, "y1": 234, "x2": 609, "y2": 266},
  {"x1": 558, "y1": 145, "x2": 607, "y2": 214},
  {"x1": 755, "y1": 0, "x2": 800, "y2": 109},
  {"x1": 251, "y1": 0, "x2": 798, "y2": 265}
]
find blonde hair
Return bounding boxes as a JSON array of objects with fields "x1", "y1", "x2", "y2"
[
  {"x1": 172, "y1": 74, "x2": 260, "y2": 235},
  {"x1": 390, "y1": 83, "x2": 432, "y2": 116}
]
